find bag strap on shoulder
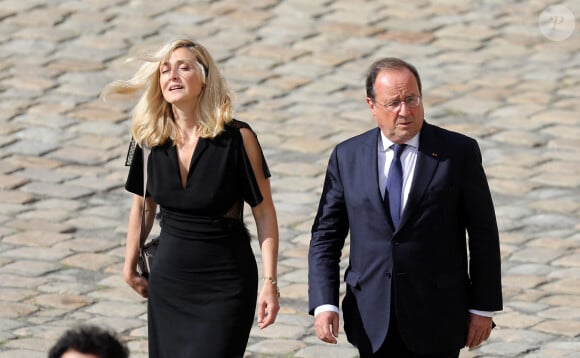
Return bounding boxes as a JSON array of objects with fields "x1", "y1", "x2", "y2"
[{"x1": 140, "y1": 145, "x2": 151, "y2": 248}]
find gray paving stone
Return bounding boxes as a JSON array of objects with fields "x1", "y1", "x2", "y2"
[
  {"x1": 247, "y1": 338, "x2": 306, "y2": 355},
  {"x1": 0, "y1": 190, "x2": 36, "y2": 205},
  {"x1": 540, "y1": 279, "x2": 580, "y2": 295},
  {"x1": 295, "y1": 344, "x2": 358, "y2": 358},
  {"x1": 20, "y1": 182, "x2": 95, "y2": 200},
  {"x1": 3, "y1": 337, "x2": 53, "y2": 352},
  {"x1": 250, "y1": 322, "x2": 305, "y2": 340},
  {"x1": 88, "y1": 286, "x2": 145, "y2": 304},
  {"x1": 534, "y1": 319, "x2": 580, "y2": 337},
  {"x1": 28, "y1": 293, "x2": 91, "y2": 311},
  {"x1": 4, "y1": 140, "x2": 61, "y2": 157},
  {"x1": 503, "y1": 274, "x2": 549, "y2": 290},
  {"x1": 548, "y1": 268, "x2": 580, "y2": 280},
  {"x1": 0, "y1": 349, "x2": 45, "y2": 358},
  {"x1": 5, "y1": 219, "x2": 75, "y2": 234},
  {"x1": 0, "y1": 302, "x2": 38, "y2": 319},
  {"x1": 544, "y1": 341, "x2": 580, "y2": 353},
  {"x1": 60, "y1": 253, "x2": 118, "y2": 271},
  {"x1": 0, "y1": 39, "x2": 56, "y2": 57},
  {"x1": 0, "y1": 274, "x2": 46, "y2": 289},
  {"x1": 519, "y1": 214, "x2": 577, "y2": 230},
  {"x1": 12, "y1": 168, "x2": 79, "y2": 184},
  {"x1": 52, "y1": 237, "x2": 118, "y2": 252},
  {"x1": 506, "y1": 263, "x2": 553, "y2": 276},
  {"x1": 491, "y1": 327, "x2": 554, "y2": 345},
  {"x1": 495, "y1": 311, "x2": 544, "y2": 329},
  {"x1": 538, "y1": 306, "x2": 580, "y2": 320},
  {"x1": 16, "y1": 208, "x2": 73, "y2": 222},
  {"x1": 84, "y1": 301, "x2": 146, "y2": 318},
  {"x1": 478, "y1": 341, "x2": 536, "y2": 356},
  {"x1": 509, "y1": 247, "x2": 567, "y2": 264},
  {"x1": 2, "y1": 231, "x2": 72, "y2": 247},
  {"x1": 0, "y1": 247, "x2": 72, "y2": 261},
  {"x1": 524, "y1": 350, "x2": 577, "y2": 358},
  {"x1": 2, "y1": 260, "x2": 60, "y2": 277}
]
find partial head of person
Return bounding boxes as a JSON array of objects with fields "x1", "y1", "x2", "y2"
[
  {"x1": 102, "y1": 39, "x2": 233, "y2": 145},
  {"x1": 365, "y1": 57, "x2": 424, "y2": 144},
  {"x1": 48, "y1": 325, "x2": 129, "y2": 358}
]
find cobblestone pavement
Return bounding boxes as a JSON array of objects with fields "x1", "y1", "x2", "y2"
[{"x1": 1, "y1": 1, "x2": 579, "y2": 357}]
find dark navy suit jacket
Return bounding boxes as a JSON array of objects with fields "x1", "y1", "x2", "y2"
[{"x1": 308, "y1": 122, "x2": 502, "y2": 354}]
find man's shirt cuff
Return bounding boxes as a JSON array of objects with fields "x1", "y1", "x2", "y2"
[
  {"x1": 314, "y1": 304, "x2": 339, "y2": 317},
  {"x1": 469, "y1": 309, "x2": 495, "y2": 317}
]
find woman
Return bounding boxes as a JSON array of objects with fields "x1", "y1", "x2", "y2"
[{"x1": 103, "y1": 39, "x2": 280, "y2": 357}]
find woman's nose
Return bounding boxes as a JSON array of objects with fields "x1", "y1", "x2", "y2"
[{"x1": 169, "y1": 67, "x2": 178, "y2": 79}]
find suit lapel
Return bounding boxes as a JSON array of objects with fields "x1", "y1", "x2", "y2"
[
  {"x1": 359, "y1": 129, "x2": 387, "y2": 216},
  {"x1": 399, "y1": 123, "x2": 440, "y2": 228}
]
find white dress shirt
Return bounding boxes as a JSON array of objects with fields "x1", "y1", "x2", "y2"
[{"x1": 378, "y1": 131, "x2": 419, "y2": 214}]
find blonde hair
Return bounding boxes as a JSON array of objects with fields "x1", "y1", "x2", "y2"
[{"x1": 102, "y1": 39, "x2": 233, "y2": 146}]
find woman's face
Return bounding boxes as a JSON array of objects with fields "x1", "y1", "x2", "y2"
[{"x1": 159, "y1": 47, "x2": 205, "y2": 106}]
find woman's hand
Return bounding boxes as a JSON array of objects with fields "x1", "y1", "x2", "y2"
[
  {"x1": 124, "y1": 270, "x2": 149, "y2": 298},
  {"x1": 256, "y1": 278, "x2": 280, "y2": 329}
]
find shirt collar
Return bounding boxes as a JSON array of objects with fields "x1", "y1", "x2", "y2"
[{"x1": 379, "y1": 129, "x2": 420, "y2": 152}]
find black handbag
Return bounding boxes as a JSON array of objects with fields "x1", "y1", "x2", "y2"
[
  {"x1": 135, "y1": 145, "x2": 158, "y2": 279},
  {"x1": 136, "y1": 236, "x2": 159, "y2": 279}
]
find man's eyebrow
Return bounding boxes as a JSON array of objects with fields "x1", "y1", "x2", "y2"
[{"x1": 383, "y1": 96, "x2": 401, "y2": 102}]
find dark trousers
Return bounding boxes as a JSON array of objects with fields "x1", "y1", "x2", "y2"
[{"x1": 359, "y1": 310, "x2": 460, "y2": 358}]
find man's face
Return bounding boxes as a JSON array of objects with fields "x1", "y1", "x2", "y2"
[{"x1": 366, "y1": 68, "x2": 424, "y2": 144}]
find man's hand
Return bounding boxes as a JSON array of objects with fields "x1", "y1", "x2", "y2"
[
  {"x1": 314, "y1": 311, "x2": 339, "y2": 344},
  {"x1": 465, "y1": 313, "x2": 493, "y2": 349}
]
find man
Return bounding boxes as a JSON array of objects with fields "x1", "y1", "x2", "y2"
[
  {"x1": 48, "y1": 325, "x2": 129, "y2": 358},
  {"x1": 308, "y1": 58, "x2": 502, "y2": 357}
]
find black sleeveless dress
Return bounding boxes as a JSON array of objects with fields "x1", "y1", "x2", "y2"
[{"x1": 125, "y1": 120, "x2": 270, "y2": 358}]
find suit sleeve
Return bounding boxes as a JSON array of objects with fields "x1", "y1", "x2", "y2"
[
  {"x1": 462, "y1": 140, "x2": 503, "y2": 311},
  {"x1": 308, "y1": 146, "x2": 350, "y2": 315}
]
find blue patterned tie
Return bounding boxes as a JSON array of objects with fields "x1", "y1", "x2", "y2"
[{"x1": 385, "y1": 144, "x2": 406, "y2": 229}]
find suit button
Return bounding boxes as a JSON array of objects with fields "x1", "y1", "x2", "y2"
[{"x1": 386, "y1": 272, "x2": 392, "y2": 279}]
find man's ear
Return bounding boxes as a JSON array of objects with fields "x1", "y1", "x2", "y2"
[{"x1": 365, "y1": 97, "x2": 375, "y2": 110}]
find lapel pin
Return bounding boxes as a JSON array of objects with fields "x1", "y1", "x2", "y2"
[{"x1": 432, "y1": 152, "x2": 438, "y2": 157}]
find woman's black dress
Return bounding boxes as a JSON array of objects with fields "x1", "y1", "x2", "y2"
[{"x1": 125, "y1": 120, "x2": 270, "y2": 358}]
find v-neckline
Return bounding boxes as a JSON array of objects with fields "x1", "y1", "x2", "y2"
[{"x1": 175, "y1": 138, "x2": 208, "y2": 189}]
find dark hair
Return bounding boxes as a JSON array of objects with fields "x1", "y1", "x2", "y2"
[
  {"x1": 48, "y1": 325, "x2": 129, "y2": 358},
  {"x1": 365, "y1": 57, "x2": 422, "y2": 101}
]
